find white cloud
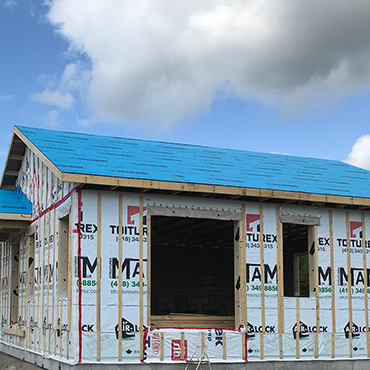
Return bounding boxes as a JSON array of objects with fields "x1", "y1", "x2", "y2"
[
  {"x1": 31, "y1": 62, "x2": 90, "y2": 110},
  {"x1": 0, "y1": 95, "x2": 12, "y2": 102},
  {"x1": 3, "y1": 0, "x2": 16, "y2": 8},
  {"x1": 46, "y1": 0, "x2": 370, "y2": 127},
  {"x1": 31, "y1": 90, "x2": 74, "y2": 109},
  {"x1": 345, "y1": 135, "x2": 370, "y2": 171}
]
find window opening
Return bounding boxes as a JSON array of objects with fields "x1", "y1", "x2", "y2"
[
  {"x1": 151, "y1": 216, "x2": 235, "y2": 327},
  {"x1": 58, "y1": 215, "x2": 70, "y2": 297},
  {"x1": 283, "y1": 223, "x2": 312, "y2": 297}
]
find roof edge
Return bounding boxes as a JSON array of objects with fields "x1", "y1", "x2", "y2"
[
  {"x1": 61, "y1": 172, "x2": 370, "y2": 207},
  {"x1": 1, "y1": 126, "x2": 63, "y2": 189}
]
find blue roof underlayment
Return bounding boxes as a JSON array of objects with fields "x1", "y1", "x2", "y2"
[
  {"x1": 0, "y1": 186, "x2": 32, "y2": 214},
  {"x1": 16, "y1": 126, "x2": 370, "y2": 199}
]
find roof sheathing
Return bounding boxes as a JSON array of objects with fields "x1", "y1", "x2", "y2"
[
  {"x1": 0, "y1": 187, "x2": 32, "y2": 215},
  {"x1": 6, "y1": 125, "x2": 370, "y2": 207}
]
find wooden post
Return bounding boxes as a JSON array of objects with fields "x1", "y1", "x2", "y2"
[
  {"x1": 96, "y1": 194, "x2": 102, "y2": 361},
  {"x1": 314, "y1": 225, "x2": 319, "y2": 358},
  {"x1": 37, "y1": 219, "x2": 41, "y2": 351},
  {"x1": 361, "y1": 213, "x2": 370, "y2": 357},
  {"x1": 296, "y1": 297, "x2": 300, "y2": 359},
  {"x1": 20, "y1": 235, "x2": 25, "y2": 347},
  {"x1": 276, "y1": 207, "x2": 284, "y2": 359},
  {"x1": 59, "y1": 299, "x2": 63, "y2": 357},
  {"x1": 160, "y1": 332, "x2": 164, "y2": 361},
  {"x1": 51, "y1": 209, "x2": 56, "y2": 355},
  {"x1": 240, "y1": 205, "x2": 247, "y2": 328},
  {"x1": 346, "y1": 212, "x2": 353, "y2": 358},
  {"x1": 259, "y1": 205, "x2": 265, "y2": 359},
  {"x1": 329, "y1": 211, "x2": 336, "y2": 358},
  {"x1": 201, "y1": 331, "x2": 205, "y2": 356},
  {"x1": 42, "y1": 214, "x2": 46, "y2": 352},
  {"x1": 180, "y1": 331, "x2": 185, "y2": 360},
  {"x1": 55, "y1": 217, "x2": 61, "y2": 356},
  {"x1": 139, "y1": 197, "x2": 144, "y2": 361},
  {"x1": 118, "y1": 195, "x2": 123, "y2": 361},
  {"x1": 242, "y1": 332, "x2": 246, "y2": 360},
  {"x1": 147, "y1": 212, "x2": 151, "y2": 328},
  {"x1": 47, "y1": 210, "x2": 51, "y2": 352},
  {"x1": 222, "y1": 331, "x2": 226, "y2": 359},
  {"x1": 25, "y1": 236, "x2": 30, "y2": 349},
  {"x1": 67, "y1": 206, "x2": 73, "y2": 360}
]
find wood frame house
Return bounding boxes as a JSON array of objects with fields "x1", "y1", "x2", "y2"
[{"x1": 1, "y1": 125, "x2": 370, "y2": 367}]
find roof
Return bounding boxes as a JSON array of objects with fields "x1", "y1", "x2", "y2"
[
  {"x1": 8, "y1": 125, "x2": 370, "y2": 201},
  {"x1": 0, "y1": 186, "x2": 32, "y2": 215}
]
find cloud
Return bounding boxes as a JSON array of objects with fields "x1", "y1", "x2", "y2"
[
  {"x1": 31, "y1": 90, "x2": 73, "y2": 109},
  {"x1": 345, "y1": 135, "x2": 370, "y2": 170},
  {"x1": 31, "y1": 62, "x2": 90, "y2": 110},
  {"x1": 3, "y1": 0, "x2": 16, "y2": 8},
  {"x1": 0, "y1": 95, "x2": 12, "y2": 102},
  {"x1": 46, "y1": 0, "x2": 370, "y2": 127}
]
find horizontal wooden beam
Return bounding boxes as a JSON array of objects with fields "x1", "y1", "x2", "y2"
[
  {"x1": 61, "y1": 172, "x2": 370, "y2": 208},
  {"x1": 0, "y1": 213, "x2": 32, "y2": 221},
  {"x1": 8, "y1": 154, "x2": 24, "y2": 161},
  {"x1": 3, "y1": 327, "x2": 25, "y2": 337},
  {"x1": 0, "y1": 221, "x2": 29, "y2": 229},
  {"x1": 4, "y1": 170, "x2": 19, "y2": 177}
]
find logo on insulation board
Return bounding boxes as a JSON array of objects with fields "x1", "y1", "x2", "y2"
[
  {"x1": 151, "y1": 332, "x2": 161, "y2": 355},
  {"x1": 171, "y1": 339, "x2": 187, "y2": 361},
  {"x1": 350, "y1": 221, "x2": 362, "y2": 239},
  {"x1": 127, "y1": 206, "x2": 147, "y2": 225},
  {"x1": 344, "y1": 321, "x2": 361, "y2": 338},
  {"x1": 246, "y1": 214, "x2": 260, "y2": 233}
]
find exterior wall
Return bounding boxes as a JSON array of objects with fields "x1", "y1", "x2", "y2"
[
  {"x1": 77, "y1": 190, "x2": 370, "y2": 364},
  {"x1": 0, "y1": 147, "x2": 79, "y2": 364}
]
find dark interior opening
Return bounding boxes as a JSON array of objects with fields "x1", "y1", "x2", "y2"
[
  {"x1": 151, "y1": 216, "x2": 235, "y2": 316},
  {"x1": 283, "y1": 223, "x2": 309, "y2": 297}
]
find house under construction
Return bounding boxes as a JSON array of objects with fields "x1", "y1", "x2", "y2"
[{"x1": 1, "y1": 125, "x2": 370, "y2": 369}]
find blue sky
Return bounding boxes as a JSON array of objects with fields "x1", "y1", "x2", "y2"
[{"x1": 1, "y1": 1, "x2": 370, "y2": 172}]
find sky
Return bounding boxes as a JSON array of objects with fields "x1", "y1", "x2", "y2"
[{"x1": 1, "y1": 1, "x2": 370, "y2": 173}]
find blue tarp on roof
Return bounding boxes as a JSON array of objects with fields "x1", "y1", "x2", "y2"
[
  {"x1": 16, "y1": 125, "x2": 370, "y2": 199},
  {"x1": 0, "y1": 186, "x2": 32, "y2": 214}
]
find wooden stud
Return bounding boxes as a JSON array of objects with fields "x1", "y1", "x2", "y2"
[
  {"x1": 201, "y1": 331, "x2": 205, "y2": 356},
  {"x1": 25, "y1": 236, "x2": 30, "y2": 348},
  {"x1": 222, "y1": 331, "x2": 226, "y2": 360},
  {"x1": 329, "y1": 211, "x2": 336, "y2": 358},
  {"x1": 51, "y1": 209, "x2": 56, "y2": 355},
  {"x1": 96, "y1": 194, "x2": 102, "y2": 361},
  {"x1": 346, "y1": 212, "x2": 353, "y2": 358},
  {"x1": 118, "y1": 195, "x2": 123, "y2": 361},
  {"x1": 56, "y1": 216, "x2": 61, "y2": 356},
  {"x1": 259, "y1": 204, "x2": 265, "y2": 359},
  {"x1": 361, "y1": 213, "x2": 370, "y2": 357},
  {"x1": 42, "y1": 211, "x2": 46, "y2": 353},
  {"x1": 296, "y1": 297, "x2": 300, "y2": 359},
  {"x1": 240, "y1": 205, "x2": 247, "y2": 328},
  {"x1": 160, "y1": 332, "x2": 164, "y2": 361},
  {"x1": 314, "y1": 225, "x2": 319, "y2": 358},
  {"x1": 180, "y1": 331, "x2": 185, "y2": 360},
  {"x1": 59, "y1": 299, "x2": 63, "y2": 357},
  {"x1": 20, "y1": 235, "x2": 25, "y2": 347},
  {"x1": 242, "y1": 332, "x2": 246, "y2": 360},
  {"x1": 276, "y1": 207, "x2": 284, "y2": 359},
  {"x1": 147, "y1": 212, "x2": 151, "y2": 328},
  {"x1": 37, "y1": 219, "x2": 41, "y2": 352},
  {"x1": 139, "y1": 197, "x2": 144, "y2": 361},
  {"x1": 46, "y1": 210, "x2": 51, "y2": 352},
  {"x1": 67, "y1": 205, "x2": 73, "y2": 360}
]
